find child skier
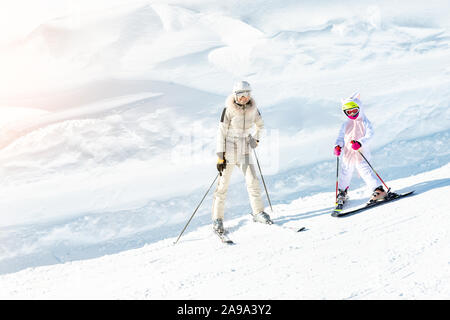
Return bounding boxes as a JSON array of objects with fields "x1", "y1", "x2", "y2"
[
  {"x1": 334, "y1": 92, "x2": 387, "y2": 205},
  {"x1": 212, "y1": 80, "x2": 272, "y2": 235}
]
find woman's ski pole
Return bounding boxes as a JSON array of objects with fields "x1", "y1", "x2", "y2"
[
  {"x1": 358, "y1": 150, "x2": 390, "y2": 192},
  {"x1": 253, "y1": 149, "x2": 273, "y2": 213},
  {"x1": 174, "y1": 173, "x2": 219, "y2": 245}
]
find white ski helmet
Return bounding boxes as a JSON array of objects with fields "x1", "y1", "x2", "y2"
[{"x1": 233, "y1": 80, "x2": 251, "y2": 93}]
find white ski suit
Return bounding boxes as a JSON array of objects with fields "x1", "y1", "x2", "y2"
[
  {"x1": 212, "y1": 94, "x2": 265, "y2": 220},
  {"x1": 335, "y1": 95, "x2": 382, "y2": 192}
]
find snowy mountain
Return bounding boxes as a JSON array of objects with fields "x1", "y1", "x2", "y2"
[{"x1": 0, "y1": 0, "x2": 449, "y2": 299}]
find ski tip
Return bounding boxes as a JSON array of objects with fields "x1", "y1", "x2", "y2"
[{"x1": 297, "y1": 227, "x2": 307, "y2": 232}]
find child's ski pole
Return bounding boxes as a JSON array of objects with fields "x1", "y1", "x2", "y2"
[
  {"x1": 335, "y1": 156, "x2": 339, "y2": 204},
  {"x1": 358, "y1": 150, "x2": 390, "y2": 192}
]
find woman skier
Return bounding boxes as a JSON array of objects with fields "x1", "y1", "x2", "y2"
[
  {"x1": 212, "y1": 80, "x2": 272, "y2": 235},
  {"x1": 334, "y1": 92, "x2": 387, "y2": 206}
]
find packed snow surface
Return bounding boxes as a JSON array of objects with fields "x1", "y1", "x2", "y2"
[
  {"x1": 0, "y1": 165, "x2": 449, "y2": 299},
  {"x1": 0, "y1": 0, "x2": 449, "y2": 299}
]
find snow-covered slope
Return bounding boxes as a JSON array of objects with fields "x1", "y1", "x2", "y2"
[
  {"x1": 0, "y1": 164, "x2": 448, "y2": 299},
  {"x1": 0, "y1": 0, "x2": 449, "y2": 298}
]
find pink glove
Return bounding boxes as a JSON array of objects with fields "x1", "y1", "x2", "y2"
[
  {"x1": 351, "y1": 140, "x2": 362, "y2": 150},
  {"x1": 334, "y1": 145, "x2": 342, "y2": 156}
]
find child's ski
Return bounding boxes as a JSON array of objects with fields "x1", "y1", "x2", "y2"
[{"x1": 332, "y1": 191, "x2": 415, "y2": 218}]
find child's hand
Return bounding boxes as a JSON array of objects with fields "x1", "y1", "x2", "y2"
[
  {"x1": 350, "y1": 140, "x2": 362, "y2": 150},
  {"x1": 334, "y1": 145, "x2": 342, "y2": 156}
]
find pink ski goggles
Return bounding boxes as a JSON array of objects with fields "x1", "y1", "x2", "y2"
[{"x1": 344, "y1": 107, "x2": 359, "y2": 116}]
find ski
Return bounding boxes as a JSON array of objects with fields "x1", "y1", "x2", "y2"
[
  {"x1": 214, "y1": 230, "x2": 234, "y2": 245},
  {"x1": 251, "y1": 213, "x2": 306, "y2": 232},
  {"x1": 258, "y1": 219, "x2": 307, "y2": 232},
  {"x1": 274, "y1": 223, "x2": 307, "y2": 232},
  {"x1": 332, "y1": 190, "x2": 415, "y2": 218}
]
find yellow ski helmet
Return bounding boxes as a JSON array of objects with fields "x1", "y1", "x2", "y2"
[{"x1": 342, "y1": 101, "x2": 360, "y2": 119}]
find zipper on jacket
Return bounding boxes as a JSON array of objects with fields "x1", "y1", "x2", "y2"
[
  {"x1": 243, "y1": 104, "x2": 246, "y2": 132},
  {"x1": 243, "y1": 104, "x2": 247, "y2": 154}
]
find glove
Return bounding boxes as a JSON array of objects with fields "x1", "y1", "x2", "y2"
[
  {"x1": 248, "y1": 134, "x2": 259, "y2": 149},
  {"x1": 334, "y1": 145, "x2": 342, "y2": 156},
  {"x1": 351, "y1": 140, "x2": 362, "y2": 150},
  {"x1": 216, "y1": 156, "x2": 226, "y2": 175}
]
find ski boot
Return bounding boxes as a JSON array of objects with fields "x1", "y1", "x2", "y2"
[
  {"x1": 368, "y1": 186, "x2": 387, "y2": 203},
  {"x1": 332, "y1": 187, "x2": 348, "y2": 215},
  {"x1": 336, "y1": 187, "x2": 349, "y2": 206},
  {"x1": 252, "y1": 211, "x2": 273, "y2": 224},
  {"x1": 213, "y1": 218, "x2": 225, "y2": 235},
  {"x1": 385, "y1": 190, "x2": 399, "y2": 200}
]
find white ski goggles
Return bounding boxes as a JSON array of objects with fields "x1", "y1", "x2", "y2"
[{"x1": 235, "y1": 90, "x2": 251, "y2": 99}]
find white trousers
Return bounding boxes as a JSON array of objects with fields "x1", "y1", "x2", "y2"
[
  {"x1": 338, "y1": 159, "x2": 382, "y2": 192},
  {"x1": 212, "y1": 158, "x2": 264, "y2": 220}
]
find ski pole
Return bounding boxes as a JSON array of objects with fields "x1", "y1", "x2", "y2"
[
  {"x1": 253, "y1": 148, "x2": 273, "y2": 213},
  {"x1": 174, "y1": 173, "x2": 219, "y2": 245},
  {"x1": 335, "y1": 156, "x2": 339, "y2": 204},
  {"x1": 358, "y1": 150, "x2": 390, "y2": 192}
]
